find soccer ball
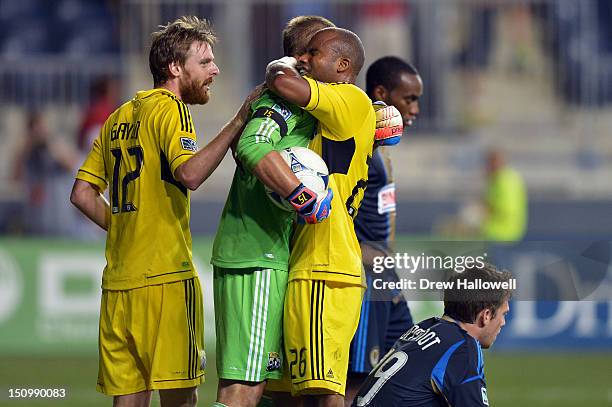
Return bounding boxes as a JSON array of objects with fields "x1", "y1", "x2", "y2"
[{"x1": 266, "y1": 147, "x2": 330, "y2": 211}]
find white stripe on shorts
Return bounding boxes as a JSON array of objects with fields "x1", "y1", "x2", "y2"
[
  {"x1": 254, "y1": 270, "x2": 271, "y2": 380},
  {"x1": 245, "y1": 269, "x2": 262, "y2": 380}
]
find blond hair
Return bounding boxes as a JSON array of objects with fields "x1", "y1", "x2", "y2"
[
  {"x1": 149, "y1": 16, "x2": 217, "y2": 86},
  {"x1": 282, "y1": 16, "x2": 335, "y2": 56}
]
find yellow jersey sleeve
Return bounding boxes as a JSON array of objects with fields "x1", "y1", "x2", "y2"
[
  {"x1": 157, "y1": 98, "x2": 197, "y2": 174},
  {"x1": 76, "y1": 131, "x2": 107, "y2": 191},
  {"x1": 289, "y1": 80, "x2": 376, "y2": 287},
  {"x1": 303, "y1": 76, "x2": 372, "y2": 141}
]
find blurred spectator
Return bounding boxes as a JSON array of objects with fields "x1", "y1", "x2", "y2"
[
  {"x1": 506, "y1": 4, "x2": 538, "y2": 75},
  {"x1": 436, "y1": 149, "x2": 527, "y2": 241},
  {"x1": 481, "y1": 149, "x2": 527, "y2": 241},
  {"x1": 456, "y1": 3, "x2": 542, "y2": 127},
  {"x1": 455, "y1": 2, "x2": 497, "y2": 128},
  {"x1": 456, "y1": 3, "x2": 496, "y2": 72},
  {"x1": 12, "y1": 111, "x2": 79, "y2": 235},
  {"x1": 536, "y1": 0, "x2": 612, "y2": 106},
  {"x1": 72, "y1": 76, "x2": 118, "y2": 240},
  {"x1": 77, "y1": 76, "x2": 119, "y2": 153}
]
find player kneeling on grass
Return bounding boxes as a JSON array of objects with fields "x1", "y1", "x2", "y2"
[{"x1": 353, "y1": 263, "x2": 513, "y2": 407}]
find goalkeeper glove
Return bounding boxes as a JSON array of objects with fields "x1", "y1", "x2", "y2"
[
  {"x1": 373, "y1": 101, "x2": 404, "y2": 146},
  {"x1": 266, "y1": 56, "x2": 298, "y2": 72},
  {"x1": 286, "y1": 183, "x2": 333, "y2": 224}
]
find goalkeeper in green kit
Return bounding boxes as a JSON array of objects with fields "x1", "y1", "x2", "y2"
[{"x1": 211, "y1": 16, "x2": 336, "y2": 407}]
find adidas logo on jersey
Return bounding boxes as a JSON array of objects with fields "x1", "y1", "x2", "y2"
[{"x1": 326, "y1": 368, "x2": 334, "y2": 378}]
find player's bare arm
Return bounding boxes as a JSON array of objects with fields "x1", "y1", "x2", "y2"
[
  {"x1": 174, "y1": 110, "x2": 246, "y2": 190},
  {"x1": 174, "y1": 89, "x2": 264, "y2": 191},
  {"x1": 265, "y1": 57, "x2": 311, "y2": 107},
  {"x1": 70, "y1": 179, "x2": 110, "y2": 231},
  {"x1": 252, "y1": 151, "x2": 301, "y2": 197},
  {"x1": 237, "y1": 111, "x2": 331, "y2": 224}
]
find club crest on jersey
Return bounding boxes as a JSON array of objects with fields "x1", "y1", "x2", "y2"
[
  {"x1": 272, "y1": 103, "x2": 293, "y2": 121},
  {"x1": 266, "y1": 352, "x2": 281, "y2": 371},
  {"x1": 180, "y1": 137, "x2": 197, "y2": 152},
  {"x1": 481, "y1": 387, "x2": 489, "y2": 405},
  {"x1": 378, "y1": 183, "x2": 396, "y2": 214},
  {"x1": 369, "y1": 346, "x2": 381, "y2": 367}
]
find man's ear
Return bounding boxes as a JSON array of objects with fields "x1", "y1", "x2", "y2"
[
  {"x1": 168, "y1": 61, "x2": 182, "y2": 79},
  {"x1": 476, "y1": 308, "x2": 493, "y2": 328},
  {"x1": 372, "y1": 85, "x2": 388, "y2": 103},
  {"x1": 337, "y1": 57, "x2": 350, "y2": 74}
]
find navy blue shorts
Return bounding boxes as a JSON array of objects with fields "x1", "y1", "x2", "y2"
[{"x1": 348, "y1": 271, "x2": 413, "y2": 375}]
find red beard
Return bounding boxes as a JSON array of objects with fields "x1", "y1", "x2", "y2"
[{"x1": 180, "y1": 75, "x2": 210, "y2": 105}]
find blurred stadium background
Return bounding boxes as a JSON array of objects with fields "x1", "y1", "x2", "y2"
[{"x1": 0, "y1": 0, "x2": 611, "y2": 405}]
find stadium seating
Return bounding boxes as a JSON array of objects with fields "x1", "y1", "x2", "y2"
[{"x1": 0, "y1": 0, "x2": 118, "y2": 56}]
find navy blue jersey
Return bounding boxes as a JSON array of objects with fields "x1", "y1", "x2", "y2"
[
  {"x1": 350, "y1": 146, "x2": 409, "y2": 376},
  {"x1": 353, "y1": 318, "x2": 489, "y2": 407},
  {"x1": 354, "y1": 148, "x2": 395, "y2": 244}
]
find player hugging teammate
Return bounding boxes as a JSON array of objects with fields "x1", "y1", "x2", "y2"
[
  {"x1": 72, "y1": 13, "x2": 511, "y2": 407},
  {"x1": 212, "y1": 15, "x2": 405, "y2": 407}
]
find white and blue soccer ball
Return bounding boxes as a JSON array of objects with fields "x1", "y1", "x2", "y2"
[{"x1": 266, "y1": 146, "x2": 330, "y2": 212}]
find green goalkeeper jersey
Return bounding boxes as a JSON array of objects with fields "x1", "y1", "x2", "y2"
[{"x1": 211, "y1": 90, "x2": 316, "y2": 270}]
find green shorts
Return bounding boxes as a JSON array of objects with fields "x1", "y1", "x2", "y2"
[{"x1": 213, "y1": 267, "x2": 288, "y2": 382}]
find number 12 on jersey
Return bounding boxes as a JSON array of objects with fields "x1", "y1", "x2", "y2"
[{"x1": 110, "y1": 146, "x2": 143, "y2": 214}]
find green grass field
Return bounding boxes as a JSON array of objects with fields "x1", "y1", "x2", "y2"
[{"x1": 1, "y1": 353, "x2": 610, "y2": 406}]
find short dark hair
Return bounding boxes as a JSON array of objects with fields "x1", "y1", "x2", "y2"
[
  {"x1": 366, "y1": 56, "x2": 419, "y2": 99},
  {"x1": 282, "y1": 16, "x2": 335, "y2": 56},
  {"x1": 443, "y1": 263, "x2": 513, "y2": 323},
  {"x1": 327, "y1": 28, "x2": 365, "y2": 76},
  {"x1": 149, "y1": 16, "x2": 217, "y2": 87}
]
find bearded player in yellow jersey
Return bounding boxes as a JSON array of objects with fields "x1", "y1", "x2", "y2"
[
  {"x1": 70, "y1": 16, "x2": 253, "y2": 407},
  {"x1": 265, "y1": 28, "x2": 375, "y2": 406}
]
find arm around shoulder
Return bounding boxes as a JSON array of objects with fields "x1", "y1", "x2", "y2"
[
  {"x1": 265, "y1": 58, "x2": 311, "y2": 107},
  {"x1": 174, "y1": 84, "x2": 265, "y2": 190},
  {"x1": 174, "y1": 106, "x2": 248, "y2": 190},
  {"x1": 173, "y1": 115, "x2": 243, "y2": 191}
]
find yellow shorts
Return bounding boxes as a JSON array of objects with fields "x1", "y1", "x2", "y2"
[
  {"x1": 269, "y1": 279, "x2": 363, "y2": 396},
  {"x1": 97, "y1": 277, "x2": 205, "y2": 396}
]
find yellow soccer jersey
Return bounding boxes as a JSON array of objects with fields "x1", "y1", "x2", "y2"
[
  {"x1": 289, "y1": 77, "x2": 375, "y2": 286},
  {"x1": 76, "y1": 89, "x2": 198, "y2": 290}
]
